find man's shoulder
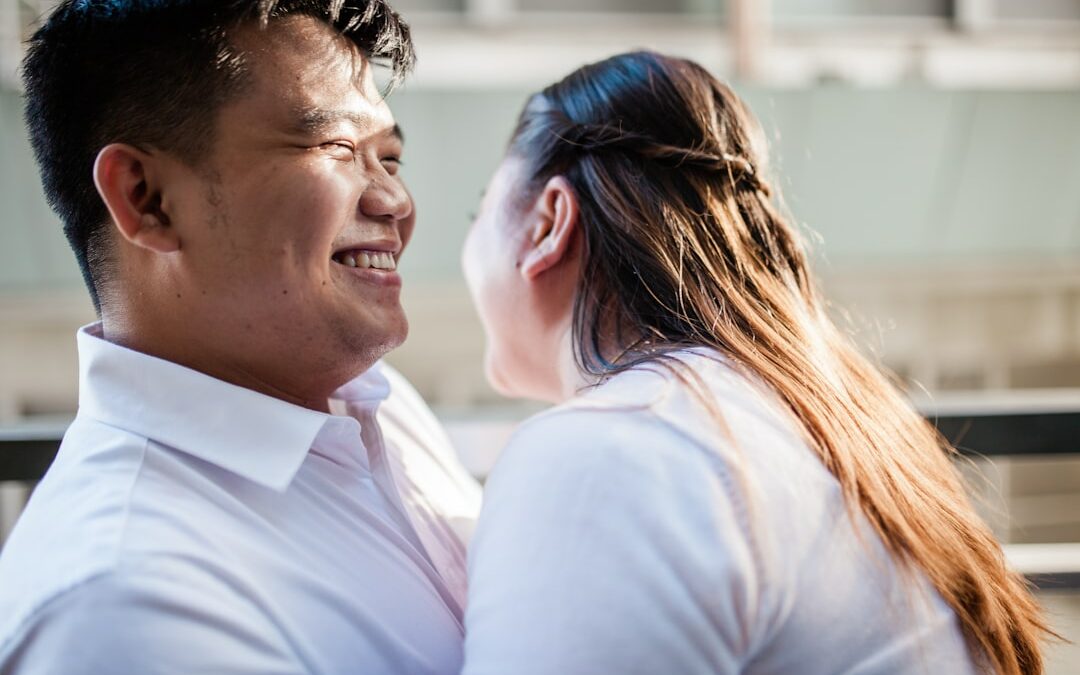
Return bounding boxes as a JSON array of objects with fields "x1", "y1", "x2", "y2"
[
  {"x1": 0, "y1": 553, "x2": 298, "y2": 672},
  {"x1": 0, "y1": 417, "x2": 147, "y2": 640},
  {"x1": 0, "y1": 414, "x2": 235, "y2": 649},
  {"x1": 2, "y1": 416, "x2": 154, "y2": 555}
]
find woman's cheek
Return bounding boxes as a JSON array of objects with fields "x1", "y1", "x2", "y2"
[{"x1": 463, "y1": 225, "x2": 522, "y2": 392}]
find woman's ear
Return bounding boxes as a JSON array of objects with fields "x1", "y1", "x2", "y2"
[
  {"x1": 520, "y1": 175, "x2": 579, "y2": 281},
  {"x1": 93, "y1": 143, "x2": 179, "y2": 254}
]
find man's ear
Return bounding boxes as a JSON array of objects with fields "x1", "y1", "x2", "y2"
[
  {"x1": 521, "y1": 175, "x2": 579, "y2": 281},
  {"x1": 93, "y1": 143, "x2": 179, "y2": 253}
]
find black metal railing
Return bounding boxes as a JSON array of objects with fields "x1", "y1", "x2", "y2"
[{"x1": 2, "y1": 402, "x2": 1079, "y2": 590}]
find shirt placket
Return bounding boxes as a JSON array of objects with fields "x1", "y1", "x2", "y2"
[{"x1": 348, "y1": 400, "x2": 466, "y2": 622}]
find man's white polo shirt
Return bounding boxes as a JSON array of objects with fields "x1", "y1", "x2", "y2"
[{"x1": 0, "y1": 324, "x2": 482, "y2": 674}]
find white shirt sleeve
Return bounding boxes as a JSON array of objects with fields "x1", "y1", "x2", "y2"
[
  {"x1": 461, "y1": 408, "x2": 762, "y2": 675},
  {"x1": 2, "y1": 556, "x2": 304, "y2": 675}
]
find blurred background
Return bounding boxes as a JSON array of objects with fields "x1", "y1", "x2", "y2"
[{"x1": 2, "y1": 0, "x2": 1080, "y2": 670}]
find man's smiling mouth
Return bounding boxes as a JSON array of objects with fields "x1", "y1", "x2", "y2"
[{"x1": 331, "y1": 249, "x2": 397, "y2": 271}]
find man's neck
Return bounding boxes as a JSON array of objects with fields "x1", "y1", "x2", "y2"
[{"x1": 100, "y1": 315, "x2": 338, "y2": 413}]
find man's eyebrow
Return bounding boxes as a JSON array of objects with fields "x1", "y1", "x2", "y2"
[{"x1": 292, "y1": 107, "x2": 404, "y2": 143}]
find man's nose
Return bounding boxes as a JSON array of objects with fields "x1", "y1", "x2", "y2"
[{"x1": 359, "y1": 173, "x2": 413, "y2": 223}]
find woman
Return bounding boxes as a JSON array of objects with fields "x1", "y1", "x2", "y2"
[{"x1": 459, "y1": 51, "x2": 1049, "y2": 674}]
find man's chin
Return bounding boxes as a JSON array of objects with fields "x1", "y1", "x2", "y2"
[
  {"x1": 383, "y1": 310, "x2": 409, "y2": 350},
  {"x1": 346, "y1": 312, "x2": 409, "y2": 362},
  {"x1": 382, "y1": 323, "x2": 408, "y2": 354}
]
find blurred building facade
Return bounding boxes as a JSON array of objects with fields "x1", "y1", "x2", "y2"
[{"x1": 3, "y1": 0, "x2": 1080, "y2": 417}]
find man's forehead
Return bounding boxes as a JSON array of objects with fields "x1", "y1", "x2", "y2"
[
  {"x1": 231, "y1": 14, "x2": 372, "y2": 93},
  {"x1": 232, "y1": 12, "x2": 359, "y2": 54},
  {"x1": 225, "y1": 16, "x2": 400, "y2": 133}
]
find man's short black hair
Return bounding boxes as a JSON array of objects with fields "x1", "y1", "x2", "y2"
[{"x1": 22, "y1": 0, "x2": 415, "y2": 312}]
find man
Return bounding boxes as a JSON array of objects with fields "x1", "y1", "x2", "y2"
[{"x1": 0, "y1": 1, "x2": 481, "y2": 672}]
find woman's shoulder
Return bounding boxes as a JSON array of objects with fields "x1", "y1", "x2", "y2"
[
  {"x1": 496, "y1": 385, "x2": 721, "y2": 495},
  {"x1": 484, "y1": 348, "x2": 841, "y2": 553},
  {"x1": 479, "y1": 391, "x2": 763, "y2": 580},
  {"x1": 473, "y1": 373, "x2": 776, "y2": 652},
  {"x1": 469, "y1": 374, "x2": 778, "y2": 674},
  {"x1": 507, "y1": 348, "x2": 807, "y2": 472},
  {"x1": 483, "y1": 357, "x2": 768, "y2": 532}
]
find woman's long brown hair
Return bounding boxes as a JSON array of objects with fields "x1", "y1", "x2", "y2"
[{"x1": 508, "y1": 50, "x2": 1051, "y2": 674}]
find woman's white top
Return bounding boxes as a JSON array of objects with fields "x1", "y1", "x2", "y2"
[{"x1": 461, "y1": 349, "x2": 979, "y2": 675}]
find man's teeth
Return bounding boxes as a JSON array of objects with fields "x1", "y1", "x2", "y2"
[{"x1": 334, "y1": 250, "x2": 396, "y2": 271}]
